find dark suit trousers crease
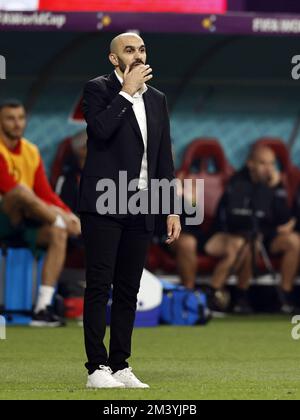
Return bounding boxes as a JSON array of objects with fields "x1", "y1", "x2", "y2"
[{"x1": 80, "y1": 212, "x2": 154, "y2": 374}]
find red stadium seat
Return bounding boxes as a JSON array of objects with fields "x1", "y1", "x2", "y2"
[
  {"x1": 50, "y1": 130, "x2": 87, "y2": 189},
  {"x1": 146, "y1": 242, "x2": 219, "y2": 274},
  {"x1": 254, "y1": 137, "x2": 299, "y2": 206},
  {"x1": 146, "y1": 138, "x2": 233, "y2": 274},
  {"x1": 50, "y1": 136, "x2": 85, "y2": 269},
  {"x1": 177, "y1": 138, "x2": 234, "y2": 231},
  {"x1": 294, "y1": 168, "x2": 300, "y2": 196}
]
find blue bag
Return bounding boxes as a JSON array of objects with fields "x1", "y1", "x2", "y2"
[{"x1": 160, "y1": 280, "x2": 211, "y2": 326}]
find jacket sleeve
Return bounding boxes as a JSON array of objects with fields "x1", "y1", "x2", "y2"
[
  {"x1": 215, "y1": 190, "x2": 229, "y2": 232},
  {"x1": 156, "y1": 94, "x2": 175, "y2": 182},
  {"x1": 272, "y1": 184, "x2": 291, "y2": 226},
  {"x1": 82, "y1": 80, "x2": 134, "y2": 142},
  {"x1": 156, "y1": 94, "x2": 179, "y2": 215}
]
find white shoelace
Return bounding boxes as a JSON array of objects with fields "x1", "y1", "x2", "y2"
[{"x1": 99, "y1": 365, "x2": 113, "y2": 374}]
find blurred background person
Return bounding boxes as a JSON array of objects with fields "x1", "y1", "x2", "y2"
[
  {"x1": 168, "y1": 173, "x2": 252, "y2": 314},
  {"x1": 55, "y1": 133, "x2": 87, "y2": 215},
  {"x1": 205, "y1": 145, "x2": 300, "y2": 315},
  {"x1": 293, "y1": 185, "x2": 300, "y2": 234},
  {"x1": 0, "y1": 99, "x2": 81, "y2": 326}
]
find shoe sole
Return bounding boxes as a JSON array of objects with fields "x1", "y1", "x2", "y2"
[
  {"x1": 86, "y1": 383, "x2": 125, "y2": 389},
  {"x1": 112, "y1": 379, "x2": 150, "y2": 389}
]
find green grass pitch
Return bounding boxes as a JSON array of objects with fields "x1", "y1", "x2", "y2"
[{"x1": 1, "y1": 316, "x2": 300, "y2": 400}]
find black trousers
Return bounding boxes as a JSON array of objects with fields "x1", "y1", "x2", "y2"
[{"x1": 80, "y1": 212, "x2": 154, "y2": 374}]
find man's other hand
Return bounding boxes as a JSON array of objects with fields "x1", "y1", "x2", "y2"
[
  {"x1": 165, "y1": 215, "x2": 181, "y2": 244},
  {"x1": 268, "y1": 168, "x2": 281, "y2": 188}
]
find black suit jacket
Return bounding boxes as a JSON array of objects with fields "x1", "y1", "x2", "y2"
[{"x1": 78, "y1": 71, "x2": 176, "y2": 231}]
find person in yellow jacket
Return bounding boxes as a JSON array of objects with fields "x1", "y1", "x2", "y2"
[{"x1": 0, "y1": 99, "x2": 81, "y2": 326}]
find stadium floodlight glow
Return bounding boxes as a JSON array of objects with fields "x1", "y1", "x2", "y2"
[
  {"x1": 0, "y1": 55, "x2": 6, "y2": 79},
  {"x1": 0, "y1": 0, "x2": 39, "y2": 10}
]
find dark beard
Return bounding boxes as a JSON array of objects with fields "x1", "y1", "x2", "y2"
[
  {"x1": 117, "y1": 57, "x2": 144, "y2": 74},
  {"x1": 118, "y1": 58, "x2": 127, "y2": 73}
]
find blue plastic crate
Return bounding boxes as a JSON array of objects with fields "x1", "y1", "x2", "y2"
[{"x1": 1, "y1": 248, "x2": 44, "y2": 325}]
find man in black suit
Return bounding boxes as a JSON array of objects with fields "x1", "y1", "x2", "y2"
[{"x1": 79, "y1": 33, "x2": 181, "y2": 389}]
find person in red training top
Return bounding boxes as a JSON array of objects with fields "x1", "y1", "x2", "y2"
[{"x1": 0, "y1": 99, "x2": 81, "y2": 327}]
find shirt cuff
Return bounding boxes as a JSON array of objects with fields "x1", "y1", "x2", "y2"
[{"x1": 119, "y1": 91, "x2": 134, "y2": 104}]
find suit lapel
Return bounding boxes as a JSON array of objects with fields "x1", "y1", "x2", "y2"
[
  {"x1": 107, "y1": 71, "x2": 153, "y2": 152},
  {"x1": 127, "y1": 107, "x2": 144, "y2": 146},
  {"x1": 143, "y1": 89, "x2": 154, "y2": 162}
]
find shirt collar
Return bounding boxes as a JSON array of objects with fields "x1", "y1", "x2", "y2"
[{"x1": 114, "y1": 69, "x2": 148, "y2": 97}]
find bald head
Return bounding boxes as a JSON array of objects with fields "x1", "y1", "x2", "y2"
[
  {"x1": 249, "y1": 145, "x2": 276, "y2": 162},
  {"x1": 108, "y1": 32, "x2": 147, "y2": 74},
  {"x1": 110, "y1": 33, "x2": 144, "y2": 54}
]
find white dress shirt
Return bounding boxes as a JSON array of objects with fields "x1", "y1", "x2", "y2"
[
  {"x1": 115, "y1": 70, "x2": 148, "y2": 191},
  {"x1": 115, "y1": 69, "x2": 179, "y2": 220}
]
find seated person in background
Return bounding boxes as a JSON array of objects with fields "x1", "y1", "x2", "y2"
[
  {"x1": 55, "y1": 136, "x2": 87, "y2": 215},
  {"x1": 0, "y1": 99, "x2": 81, "y2": 326},
  {"x1": 293, "y1": 186, "x2": 300, "y2": 233},
  {"x1": 167, "y1": 198, "x2": 209, "y2": 290},
  {"x1": 205, "y1": 145, "x2": 300, "y2": 315},
  {"x1": 169, "y1": 179, "x2": 251, "y2": 315}
]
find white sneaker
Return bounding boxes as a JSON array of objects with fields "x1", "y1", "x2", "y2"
[
  {"x1": 86, "y1": 365, "x2": 125, "y2": 389},
  {"x1": 112, "y1": 367, "x2": 150, "y2": 388}
]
